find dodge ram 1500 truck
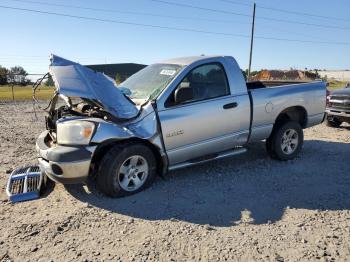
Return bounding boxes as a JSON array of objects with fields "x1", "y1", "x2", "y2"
[
  {"x1": 36, "y1": 55, "x2": 326, "y2": 197},
  {"x1": 325, "y1": 87, "x2": 350, "y2": 127}
]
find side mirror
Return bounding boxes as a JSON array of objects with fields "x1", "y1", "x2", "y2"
[{"x1": 174, "y1": 82, "x2": 193, "y2": 104}]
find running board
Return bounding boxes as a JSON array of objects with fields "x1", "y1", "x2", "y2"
[{"x1": 168, "y1": 147, "x2": 247, "y2": 171}]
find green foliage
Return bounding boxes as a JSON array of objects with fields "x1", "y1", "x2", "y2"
[
  {"x1": 314, "y1": 69, "x2": 321, "y2": 79},
  {"x1": 115, "y1": 73, "x2": 128, "y2": 85},
  {"x1": 242, "y1": 69, "x2": 261, "y2": 81},
  {"x1": 115, "y1": 73, "x2": 123, "y2": 84},
  {"x1": 0, "y1": 65, "x2": 8, "y2": 85},
  {"x1": 327, "y1": 80, "x2": 348, "y2": 90},
  {"x1": 7, "y1": 66, "x2": 30, "y2": 86},
  {"x1": 45, "y1": 74, "x2": 55, "y2": 86}
]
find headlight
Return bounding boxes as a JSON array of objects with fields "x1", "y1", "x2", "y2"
[{"x1": 56, "y1": 120, "x2": 95, "y2": 145}]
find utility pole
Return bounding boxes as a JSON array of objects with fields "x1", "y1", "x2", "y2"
[
  {"x1": 11, "y1": 84, "x2": 14, "y2": 101},
  {"x1": 247, "y1": 2, "x2": 256, "y2": 81}
]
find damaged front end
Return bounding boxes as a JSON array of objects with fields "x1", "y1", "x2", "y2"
[
  {"x1": 39, "y1": 54, "x2": 140, "y2": 137},
  {"x1": 34, "y1": 55, "x2": 166, "y2": 184}
]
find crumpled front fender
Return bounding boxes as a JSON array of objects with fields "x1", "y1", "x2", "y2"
[
  {"x1": 89, "y1": 104, "x2": 168, "y2": 174},
  {"x1": 90, "y1": 108, "x2": 161, "y2": 148},
  {"x1": 91, "y1": 121, "x2": 134, "y2": 143}
]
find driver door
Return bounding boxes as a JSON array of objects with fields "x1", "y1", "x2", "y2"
[{"x1": 157, "y1": 63, "x2": 249, "y2": 165}]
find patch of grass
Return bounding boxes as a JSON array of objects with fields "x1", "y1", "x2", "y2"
[
  {"x1": 0, "y1": 85, "x2": 54, "y2": 100},
  {"x1": 327, "y1": 80, "x2": 348, "y2": 90}
]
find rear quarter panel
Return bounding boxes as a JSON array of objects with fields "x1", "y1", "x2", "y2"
[{"x1": 249, "y1": 81, "x2": 326, "y2": 142}]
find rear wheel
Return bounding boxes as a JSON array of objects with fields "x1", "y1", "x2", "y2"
[
  {"x1": 325, "y1": 116, "x2": 342, "y2": 128},
  {"x1": 97, "y1": 143, "x2": 157, "y2": 197},
  {"x1": 266, "y1": 121, "x2": 304, "y2": 161}
]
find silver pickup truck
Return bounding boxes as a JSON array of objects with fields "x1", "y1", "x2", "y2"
[{"x1": 36, "y1": 55, "x2": 326, "y2": 197}]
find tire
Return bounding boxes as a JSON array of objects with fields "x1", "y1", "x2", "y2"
[
  {"x1": 325, "y1": 116, "x2": 342, "y2": 128},
  {"x1": 266, "y1": 121, "x2": 304, "y2": 161},
  {"x1": 96, "y1": 142, "x2": 157, "y2": 197}
]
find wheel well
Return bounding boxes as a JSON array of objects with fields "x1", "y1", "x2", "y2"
[
  {"x1": 275, "y1": 106, "x2": 307, "y2": 128},
  {"x1": 90, "y1": 138, "x2": 165, "y2": 177}
]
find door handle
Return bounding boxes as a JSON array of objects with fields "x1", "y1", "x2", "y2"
[{"x1": 223, "y1": 102, "x2": 238, "y2": 109}]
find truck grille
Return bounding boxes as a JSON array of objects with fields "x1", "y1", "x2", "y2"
[
  {"x1": 6, "y1": 165, "x2": 44, "y2": 202},
  {"x1": 329, "y1": 95, "x2": 350, "y2": 111}
]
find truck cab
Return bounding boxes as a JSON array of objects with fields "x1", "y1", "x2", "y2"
[{"x1": 155, "y1": 56, "x2": 251, "y2": 165}]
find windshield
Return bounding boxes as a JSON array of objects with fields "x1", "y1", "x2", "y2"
[{"x1": 119, "y1": 63, "x2": 183, "y2": 101}]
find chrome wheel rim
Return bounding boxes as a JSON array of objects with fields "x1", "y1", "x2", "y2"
[
  {"x1": 281, "y1": 129, "x2": 299, "y2": 155},
  {"x1": 117, "y1": 155, "x2": 149, "y2": 192}
]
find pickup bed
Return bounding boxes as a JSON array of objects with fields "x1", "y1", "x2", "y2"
[{"x1": 36, "y1": 55, "x2": 326, "y2": 197}]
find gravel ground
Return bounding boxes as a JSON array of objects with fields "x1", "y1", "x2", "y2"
[{"x1": 0, "y1": 101, "x2": 350, "y2": 262}]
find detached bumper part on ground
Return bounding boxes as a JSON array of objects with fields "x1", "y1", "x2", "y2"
[{"x1": 36, "y1": 130, "x2": 95, "y2": 184}]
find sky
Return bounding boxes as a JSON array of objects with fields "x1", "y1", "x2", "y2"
[{"x1": 0, "y1": 0, "x2": 350, "y2": 77}]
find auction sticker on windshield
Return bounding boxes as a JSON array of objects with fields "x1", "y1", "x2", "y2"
[{"x1": 160, "y1": 69, "x2": 176, "y2": 76}]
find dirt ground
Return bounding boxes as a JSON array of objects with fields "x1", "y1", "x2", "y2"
[{"x1": 0, "y1": 101, "x2": 350, "y2": 262}]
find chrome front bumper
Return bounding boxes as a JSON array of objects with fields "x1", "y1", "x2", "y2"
[
  {"x1": 326, "y1": 108, "x2": 350, "y2": 117},
  {"x1": 36, "y1": 131, "x2": 96, "y2": 184}
]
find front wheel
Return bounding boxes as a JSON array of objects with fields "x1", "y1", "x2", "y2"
[
  {"x1": 97, "y1": 143, "x2": 157, "y2": 197},
  {"x1": 325, "y1": 116, "x2": 342, "y2": 128},
  {"x1": 266, "y1": 121, "x2": 304, "y2": 161}
]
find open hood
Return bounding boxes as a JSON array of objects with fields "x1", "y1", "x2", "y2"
[{"x1": 49, "y1": 54, "x2": 139, "y2": 119}]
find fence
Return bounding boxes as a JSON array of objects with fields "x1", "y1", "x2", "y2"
[{"x1": 0, "y1": 85, "x2": 54, "y2": 101}]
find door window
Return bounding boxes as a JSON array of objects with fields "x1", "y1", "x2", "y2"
[{"x1": 166, "y1": 63, "x2": 230, "y2": 106}]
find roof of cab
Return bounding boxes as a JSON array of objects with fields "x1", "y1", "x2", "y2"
[{"x1": 160, "y1": 55, "x2": 227, "y2": 66}]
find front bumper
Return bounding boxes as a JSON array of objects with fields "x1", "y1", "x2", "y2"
[
  {"x1": 326, "y1": 108, "x2": 350, "y2": 122},
  {"x1": 36, "y1": 131, "x2": 96, "y2": 184}
]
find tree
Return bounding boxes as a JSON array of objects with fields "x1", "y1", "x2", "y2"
[
  {"x1": 44, "y1": 74, "x2": 55, "y2": 86},
  {"x1": 242, "y1": 69, "x2": 260, "y2": 81},
  {"x1": 115, "y1": 73, "x2": 130, "y2": 85},
  {"x1": 314, "y1": 69, "x2": 320, "y2": 79},
  {"x1": 115, "y1": 73, "x2": 124, "y2": 85},
  {"x1": 7, "y1": 66, "x2": 29, "y2": 86},
  {"x1": 0, "y1": 65, "x2": 8, "y2": 85}
]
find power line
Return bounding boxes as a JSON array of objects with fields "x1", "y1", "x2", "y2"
[
  {"x1": 148, "y1": 0, "x2": 350, "y2": 31},
  {"x1": 0, "y1": 54, "x2": 46, "y2": 58},
  {"x1": 259, "y1": 5, "x2": 350, "y2": 23},
  {"x1": 218, "y1": 0, "x2": 251, "y2": 7},
  {"x1": 149, "y1": 0, "x2": 251, "y2": 17},
  {"x1": 4, "y1": 0, "x2": 252, "y2": 25},
  {"x1": 221, "y1": 0, "x2": 350, "y2": 23},
  {"x1": 257, "y1": 16, "x2": 350, "y2": 31},
  {"x1": 0, "y1": 55, "x2": 111, "y2": 63},
  {"x1": 0, "y1": 5, "x2": 249, "y2": 36},
  {"x1": 256, "y1": 24, "x2": 326, "y2": 40},
  {"x1": 22, "y1": 0, "x2": 334, "y2": 27},
  {"x1": 3, "y1": 0, "x2": 349, "y2": 39},
  {"x1": 5, "y1": 73, "x2": 46, "y2": 75},
  {"x1": 1, "y1": 5, "x2": 350, "y2": 46}
]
